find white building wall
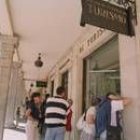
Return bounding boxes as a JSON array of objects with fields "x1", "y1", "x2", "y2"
[
  {"x1": 47, "y1": 20, "x2": 140, "y2": 140},
  {"x1": 119, "y1": 35, "x2": 140, "y2": 140}
]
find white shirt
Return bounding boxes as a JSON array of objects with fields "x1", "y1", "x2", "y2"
[{"x1": 111, "y1": 100, "x2": 124, "y2": 126}]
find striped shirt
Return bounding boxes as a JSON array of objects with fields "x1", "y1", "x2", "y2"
[{"x1": 45, "y1": 96, "x2": 69, "y2": 128}]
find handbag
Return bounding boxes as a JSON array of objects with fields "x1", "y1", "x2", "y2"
[{"x1": 76, "y1": 113, "x2": 86, "y2": 130}]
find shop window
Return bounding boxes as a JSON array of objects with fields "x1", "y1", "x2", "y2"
[{"x1": 83, "y1": 37, "x2": 120, "y2": 110}]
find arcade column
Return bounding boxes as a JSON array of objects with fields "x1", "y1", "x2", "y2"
[{"x1": 0, "y1": 35, "x2": 18, "y2": 140}]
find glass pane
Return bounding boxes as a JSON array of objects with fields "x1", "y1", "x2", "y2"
[{"x1": 83, "y1": 37, "x2": 120, "y2": 109}]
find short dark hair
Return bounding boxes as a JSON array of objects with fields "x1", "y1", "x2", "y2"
[
  {"x1": 92, "y1": 97, "x2": 101, "y2": 106},
  {"x1": 45, "y1": 94, "x2": 50, "y2": 99},
  {"x1": 106, "y1": 92, "x2": 115, "y2": 99},
  {"x1": 31, "y1": 92, "x2": 41, "y2": 101},
  {"x1": 56, "y1": 86, "x2": 65, "y2": 95},
  {"x1": 68, "y1": 99, "x2": 73, "y2": 104}
]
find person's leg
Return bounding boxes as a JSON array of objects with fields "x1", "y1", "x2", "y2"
[
  {"x1": 88, "y1": 134, "x2": 95, "y2": 140},
  {"x1": 45, "y1": 128, "x2": 55, "y2": 140},
  {"x1": 80, "y1": 131, "x2": 92, "y2": 140},
  {"x1": 25, "y1": 120, "x2": 36, "y2": 140},
  {"x1": 55, "y1": 127, "x2": 66, "y2": 140},
  {"x1": 64, "y1": 132, "x2": 69, "y2": 140},
  {"x1": 34, "y1": 122, "x2": 40, "y2": 140},
  {"x1": 41, "y1": 124, "x2": 47, "y2": 140},
  {"x1": 100, "y1": 130, "x2": 107, "y2": 140},
  {"x1": 80, "y1": 131, "x2": 85, "y2": 140}
]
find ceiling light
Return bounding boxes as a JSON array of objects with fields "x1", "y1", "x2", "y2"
[{"x1": 34, "y1": 53, "x2": 43, "y2": 68}]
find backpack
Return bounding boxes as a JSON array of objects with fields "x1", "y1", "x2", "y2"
[
  {"x1": 76, "y1": 109, "x2": 87, "y2": 131},
  {"x1": 95, "y1": 98, "x2": 111, "y2": 138}
]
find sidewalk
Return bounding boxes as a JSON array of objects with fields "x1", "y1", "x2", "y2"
[
  {"x1": 3, "y1": 129, "x2": 26, "y2": 140},
  {"x1": 3, "y1": 123, "x2": 26, "y2": 140}
]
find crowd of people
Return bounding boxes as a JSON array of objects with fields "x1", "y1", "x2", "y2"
[
  {"x1": 25, "y1": 86, "x2": 73, "y2": 140},
  {"x1": 77, "y1": 93, "x2": 131, "y2": 140},
  {"x1": 24, "y1": 86, "x2": 131, "y2": 140}
]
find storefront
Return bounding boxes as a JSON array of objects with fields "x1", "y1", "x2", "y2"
[
  {"x1": 47, "y1": 27, "x2": 140, "y2": 140},
  {"x1": 83, "y1": 36, "x2": 120, "y2": 109}
]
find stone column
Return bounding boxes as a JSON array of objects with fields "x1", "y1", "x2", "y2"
[
  {"x1": 15, "y1": 69, "x2": 24, "y2": 108},
  {"x1": 4, "y1": 62, "x2": 22, "y2": 128},
  {"x1": 20, "y1": 72, "x2": 26, "y2": 105},
  {"x1": 20, "y1": 78, "x2": 27, "y2": 104},
  {"x1": 47, "y1": 77, "x2": 51, "y2": 94},
  {"x1": 15, "y1": 69, "x2": 26, "y2": 119},
  {"x1": 119, "y1": 35, "x2": 140, "y2": 140},
  {"x1": 0, "y1": 35, "x2": 18, "y2": 140},
  {"x1": 54, "y1": 67, "x2": 61, "y2": 96},
  {"x1": 135, "y1": 0, "x2": 140, "y2": 85},
  {"x1": 136, "y1": 0, "x2": 140, "y2": 38},
  {"x1": 134, "y1": 1, "x2": 140, "y2": 138},
  {"x1": 71, "y1": 52, "x2": 83, "y2": 140},
  {"x1": 68, "y1": 69, "x2": 72, "y2": 98}
]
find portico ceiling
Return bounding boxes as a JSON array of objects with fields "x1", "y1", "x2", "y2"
[{"x1": 0, "y1": 0, "x2": 84, "y2": 89}]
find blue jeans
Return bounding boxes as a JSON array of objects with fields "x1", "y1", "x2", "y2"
[{"x1": 45, "y1": 127, "x2": 66, "y2": 140}]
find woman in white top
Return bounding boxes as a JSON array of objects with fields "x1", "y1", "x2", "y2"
[{"x1": 80, "y1": 98, "x2": 100, "y2": 140}]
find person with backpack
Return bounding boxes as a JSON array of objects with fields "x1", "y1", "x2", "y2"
[
  {"x1": 78, "y1": 98, "x2": 100, "y2": 140},
  {"x1": 25, "y1": 92, "x2": 42, "y2": 140},
  {"x1": 95, "y1": 92, "x2": 131, "y2": 140}
]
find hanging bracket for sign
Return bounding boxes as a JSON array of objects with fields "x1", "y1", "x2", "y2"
[{"x1": 80, "y1": 0, "x2": 136, "y2": 36}]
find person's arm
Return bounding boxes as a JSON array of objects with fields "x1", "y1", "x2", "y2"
[
  {"x1": 113, "y1": 96, "x2": 131, "y2": 106},
  {"x1": 110, "y1": 95, "x2": 132, "y2": 113},
  {"x1": 25, "y1": 108, "x2": 33, "y2": 120},
  {"x1": 109, "y1": 95, "x2": 131, "y2": 106},
  {"x1": 25, "y1": 108, "x2": 31, "y2": 117},
  {"x1": 66, "y1": 106, "x2": 71, "y2": 116},
  {"x1": 122, "y1": 97, "x2": 131, "y2": 106}
]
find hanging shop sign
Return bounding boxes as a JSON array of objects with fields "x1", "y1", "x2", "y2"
[
  {"x1": 80, "y1": 0, "x2": 135, "y2": 36},
  {"x1": 36, "y1": 81, "x2": 47, "y2": 88}
]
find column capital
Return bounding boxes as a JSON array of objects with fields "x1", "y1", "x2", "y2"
[
  {"x1": 12, "y1": 61, "x2": 22, "y2": 69},
  {"x1": 0, "y1": 35, "x2": 19, "y2": 47}
]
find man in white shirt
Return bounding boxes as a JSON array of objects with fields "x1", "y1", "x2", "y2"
[{"x1": 100, "y1": 93, "x2": 131, "y2": 140}]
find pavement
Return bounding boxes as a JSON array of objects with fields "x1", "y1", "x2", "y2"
[{"x1": 3, "y1": 123, "x2": 26, "y2": 140}]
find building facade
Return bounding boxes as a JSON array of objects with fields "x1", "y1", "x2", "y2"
[
  {"x1": 0, "y1": 0, "x2": 140, "y2": 140},
  {"x1": 47, "y1": 22, "x2": 140, "y2": 140}
]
